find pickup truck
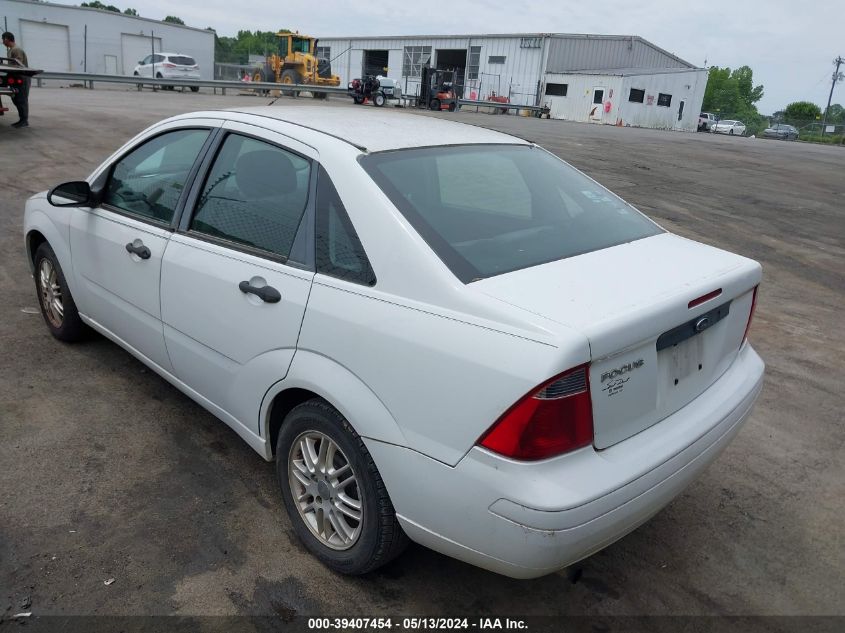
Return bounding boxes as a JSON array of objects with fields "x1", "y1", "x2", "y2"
[{"x1": 698, "y1": 112, "x2": 717, "y2": 132}]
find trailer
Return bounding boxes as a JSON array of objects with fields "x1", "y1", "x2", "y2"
[{"x1": 0, "y1": 57, "x2": 42, "y2": 117}]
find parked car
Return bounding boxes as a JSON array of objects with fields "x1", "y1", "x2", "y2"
[
  {"x1": 133, "y1": 52, "x2": 200, "y2": 91},
  {"x1": 24, "y1": 107, "x2": 764, "y2": 579},
  {"x1": 763, "y1": 123, "x2": 799, "y2": 140},
  {"x1": 712, "y1": 119, "x2": 747, "y2": 136},
  {"x1": 698, "y1": 112, "x2": 717, "y2": 131}
]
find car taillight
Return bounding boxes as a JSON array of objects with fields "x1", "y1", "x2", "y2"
[
  {"x1": 742, "y1": 286, "x2": 759, "y2": 344},
  {"x1": 478, "y1": 364, "x2": 593, "y2": 460}
]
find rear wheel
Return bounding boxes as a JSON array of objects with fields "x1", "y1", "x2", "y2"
[
  {"x1": 353, "y1": 95, "x2": 365, "y2": 105},
  {"x1": 313, "y1": 91, "x2": 327, "y2": 100},
  {"x1": 190, "y1": 86, "x2": 199, "y2": 93},
  {"x1": 729, "y1": 129, "x2": 734, "y2": 135},
  {"x1": 134, "y1": 71, "x2": 142, "y2": 90},
  {"x1": 276, "y1": 400, "x2": 408, "y2": 575},
  {"x1": 448, "y1": 102, "x2": 457, "y2": 112},
  {"x1": 33, "y1": 243, "x2": 87, "y2": 342}
]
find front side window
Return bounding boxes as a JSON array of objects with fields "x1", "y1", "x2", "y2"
[
  {"x1": 190, "y1": 134, "x2": 311, "y2": 260},
  {"x1": 140, "y1": 55, "x2": 153, "y2": 65},
  {"x1": 103, "y1": 128, "x2": 209, "y2": 223},
  {"x1": 315, "y1": 166, "x2": 375, "y2": 286},
  {"x1": 361, "y1": 145, "x2": 662, "y2": 283}
]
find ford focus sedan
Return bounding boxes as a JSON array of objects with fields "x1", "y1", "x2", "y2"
[{"x1": 23, "y1": 106, "x2": 764, "y2": 579}]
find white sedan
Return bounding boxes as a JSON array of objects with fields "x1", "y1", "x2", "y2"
[
  {"x1": 24, "y1": 106, "x2": 764, "y2": 579},
  {"x1": 712, "y1": 119, "x2": 747, "y2": 136}
]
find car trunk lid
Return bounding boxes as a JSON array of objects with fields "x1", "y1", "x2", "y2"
[{"x1": 473, "y1": 233, "x2": 761, "y2": 449}]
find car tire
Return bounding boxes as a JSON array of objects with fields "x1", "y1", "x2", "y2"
[
  {"x1": 190, "y1": 86, "x2": 199, "y2": 93},
  {"x1": 134, "y1": 71, "x2": 142, "y2": 89},
  {"x1": 373, "y1": 93, "x2": 386, "y2": 107},
  {"x1": 276, "y1": 399, "x2": 409, "y2": 575},
  {"x1": 353, "y1": 95, "x2": 364, "y2": 105},
  {"x1": 33, "y1": 242, "x2": 87, "y2": 342},
  {"x1": 448, "y1": 102, "x2": 457, "y2": 112},
  {"x1": 729, "y1": 129, "x2": 734, "y2": 135},
  {"x1": 429, "y1": 98, "x2": 440, "y2": 111}
]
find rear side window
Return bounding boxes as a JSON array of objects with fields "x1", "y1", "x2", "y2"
[
  {"x1": 190, "y1": 134, "x2": 311, "y2": 259},
  {"x1": 315, "y1": 166, "x2": 375, "y2": 286},
  {"x1": 104, "y1": 128, "x2": 209, "y2": 224},
  {"x1": 361, "y1": 145, "x2": 662, "y2": 283}
]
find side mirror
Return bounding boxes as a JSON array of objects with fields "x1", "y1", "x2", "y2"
[{"x1": 48, "y1": 181, "x2": 94, "y2": 207}]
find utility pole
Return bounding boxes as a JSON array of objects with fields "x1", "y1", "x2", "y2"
[{"x1": 821, "y1": 56, "x2": 843, "y2": 138}]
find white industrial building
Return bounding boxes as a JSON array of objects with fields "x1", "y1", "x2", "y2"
[
  {"x1": 317, "y1": 33, "x2": 708, "y2": 130},
  {"x1": 0, "y1": 0, "x2": 214, "y2": 78}
]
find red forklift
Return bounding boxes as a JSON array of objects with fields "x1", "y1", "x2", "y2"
[{"x1": 418, "y1": 66, "x2": 458, "y2": 112}]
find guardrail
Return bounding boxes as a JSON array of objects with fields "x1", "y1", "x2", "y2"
[
  {"x1": 457, "y1": 99, "x2": 549, "y2": 115},
  {"x1": 35, "y1": 71, "x2": 350, "y2": 96}
]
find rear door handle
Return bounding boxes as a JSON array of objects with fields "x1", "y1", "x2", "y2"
[
  {"x1": 125, "y1": 241, "x2": 151, "y2": 260},
  {"x1": 239, "y1": 281, "x2": 281, "y2": 303}
]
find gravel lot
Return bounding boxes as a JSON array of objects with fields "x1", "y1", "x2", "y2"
[{"x1": 1, "y1": 87, "x2": 842, "y2": 622}]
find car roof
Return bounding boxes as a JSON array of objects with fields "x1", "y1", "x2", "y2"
[
  {"x1": 159, "y1": 52, "x2": 195, "y2": 57},
  {"x1": 223, "y1": 105, "x2": 528, "y2": 153}
]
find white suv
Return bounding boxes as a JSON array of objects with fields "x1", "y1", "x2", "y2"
[
  {"x1": 24, "y1": 107, "x2": 764, "y2": 579},
  {"x1": 133, "y1": 52, "x2": 200, "y2": 91}
]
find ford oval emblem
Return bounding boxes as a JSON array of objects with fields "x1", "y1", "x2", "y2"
[{"x1": 695, "y1": 316, "x2": 711, "y2": 333}]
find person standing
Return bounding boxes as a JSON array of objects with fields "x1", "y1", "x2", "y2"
[{"x1": 2, "y1": 32, "x2": 30, "y2": 128}]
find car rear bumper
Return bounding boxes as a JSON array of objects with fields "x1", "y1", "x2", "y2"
[{"x1": 367, "y1": 343, "x2": 764, "y2": 578}]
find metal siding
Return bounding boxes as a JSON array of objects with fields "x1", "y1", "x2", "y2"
[
  {"x1": 617, "y1": 70, "x2": 707, "y2": 130},
  {"x1": 0, "y1": 0, "x2": 214, "y2": 77},
  {"x1": 543, "y1": 69, "x2": 707, "y2": 130},
  {"x1": 546, "y1": 36, "x2": 689, "y2": 73},
  {"x1": 543, "y1": 73, "x2": 623, "y2": 123},
  {"x1": 320, "y1": 35, "x2": 543, "y2": 105}
]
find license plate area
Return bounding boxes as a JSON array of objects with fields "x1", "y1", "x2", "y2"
[{"x1": 656, "y1": 301, "x2": 731, "y2": 351}]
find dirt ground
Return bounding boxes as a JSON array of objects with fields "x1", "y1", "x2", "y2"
[{"x1": 0, "y1": 88, "x2": 842, "y2": 622}]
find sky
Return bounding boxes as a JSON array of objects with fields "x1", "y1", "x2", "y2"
[{"x1": 59, "y1": 0, "x2": 845, "y2": 113}]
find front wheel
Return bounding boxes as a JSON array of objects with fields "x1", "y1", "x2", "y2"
[
  {"x1": 373, "y1": 92, "x2": 386, "y2": 107},
  {"x1": 33, "y1": 243, "x2": 87, "y2": 342},
  {"x1": 429, "y1": 98, "x2": 440, "y2": 111},
  {"x1": 276, "y1": 400, "x2": 408, "y2": 575},
  {"x1": 729, "y1": 129, "x2": 734, "y2": 135},
  {"x1": 190, "y1": 86, "x2": 199, "y2": 93}
]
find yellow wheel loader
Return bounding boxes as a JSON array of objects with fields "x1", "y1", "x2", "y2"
[{"x1": 259, "y1": 32, "x2": 340, "y2": 98}]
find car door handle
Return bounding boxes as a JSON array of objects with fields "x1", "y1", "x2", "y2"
[
  {"x1": 125, "y1": 241, "x2": 151, "y2": 260},
  {"x1": 238, "y1": 281, "x2": 281, "y2": 303}
]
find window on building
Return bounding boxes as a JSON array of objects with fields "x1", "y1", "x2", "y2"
[
  {"x1": 546, "y1": 83, "x2": 568, "y2": 96},
  {"x1": 402, "y1": 46, "x2": 432, "y2": 77},
  {"x1": 629, "y1": 88, "x2": 645, "y2": 103},
  {"x1": 657, "y1": 93, "x2": 672, "y2": 107},
  {"x1": 520, "y1": 37, "x2": 542, "y2": 48},
  {"x1": 315, "y1": 46, "x2": 331, "y2": 61},
  {"x1": 488, "y1": 55, "x2": 506, "y2": 64},
  {"x1": 467, "y1": 46, "x2": 481, "y2": 80}
]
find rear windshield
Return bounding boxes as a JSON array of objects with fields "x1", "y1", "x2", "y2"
[
  {"x1": 169, "y1": 56, "x2": 196, "y2": 66},
  {"x1": 360, "y1": 144, "x2": 662, "y2": 282}
]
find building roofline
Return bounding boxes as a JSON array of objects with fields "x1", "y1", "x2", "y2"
[
  {"x1": 316, "y1": 32, "x2": 694, "y2": 67},
  {"x1": 1, "y1": 0, "x2": 215, "y2": 35},
  {"x1": 553, "y1": 66, "x2": 706, "y2": 77}
]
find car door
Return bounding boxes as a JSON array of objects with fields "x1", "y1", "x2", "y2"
[
  {"x1": 138, "y1": 54, "x2": 152, "y2": 77},
  {"x1": 160, "y1": 122, "x2": 316, "y2": 434},
  {"x1": 68, "y1": 122, "x2": 218, "y2": 371}
]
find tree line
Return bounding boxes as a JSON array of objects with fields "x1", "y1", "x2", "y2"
[{"x1": 701, "y1": 64, "x2": 842, "y2": 135}]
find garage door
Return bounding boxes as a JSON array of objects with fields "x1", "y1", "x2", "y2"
[
  {"x1": 121, "y1": 33, "x2": 161, "y2": 75},
  {"x1": 20, "y1": 21, "x2": 71, "y2": 71}
]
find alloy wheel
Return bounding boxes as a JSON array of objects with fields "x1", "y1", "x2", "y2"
[
  {"x1": 288, "y1": 431, "x2": 363, "y2": 550},
  {"x1": 38, "y1": 258, "x2": 64, "y2": 328}
]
